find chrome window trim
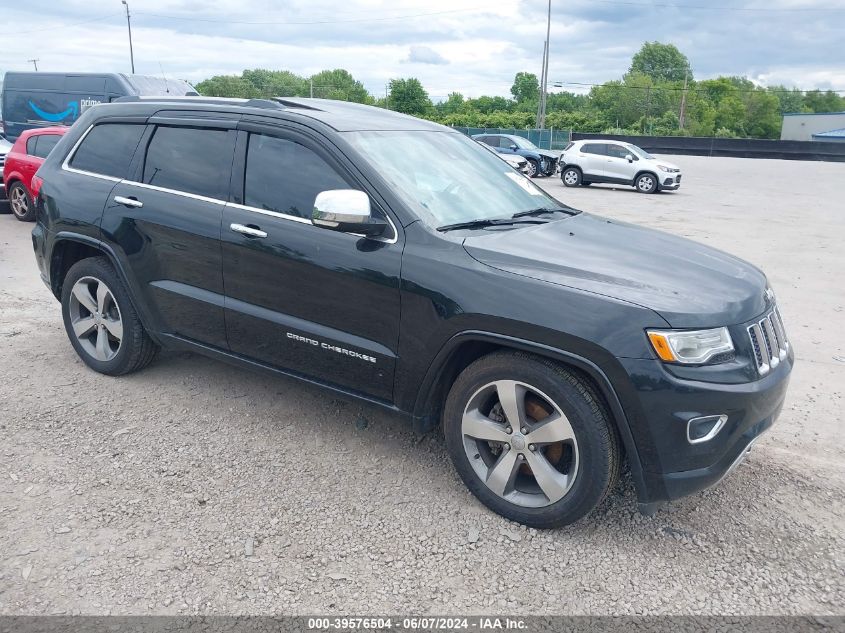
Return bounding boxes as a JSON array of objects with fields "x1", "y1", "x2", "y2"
[
  {"x1": 123, "y1": 180, "x2": 227, "y2": 206},
  {"x1": 60, "y1": 124, "x2": 121, "y2": 183}
]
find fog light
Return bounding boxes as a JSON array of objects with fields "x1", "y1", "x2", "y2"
[{"x1": 687, "y1": 414, "x2": 728, "y2": 444}]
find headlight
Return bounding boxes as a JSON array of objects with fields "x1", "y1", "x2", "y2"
[
  {"x1": 647, "y1": 327, "x2": 734, "y2": 364},
  {"x1": 657, "y1": 164, "x2": 672, "y2": 172}
]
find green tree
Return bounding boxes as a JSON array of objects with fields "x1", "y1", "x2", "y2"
[
  {"x1": 195, "y1": 75, "x2": 259, "y2": 98},
  {"x1": 387, "y1": 78, "x2": 432, "y2": 116},
  {"x1": 436, "y1": 92, "x2": 466, "y2": 115},
  {"x1": 629, "y1": 42, "x2": 691, "y2": 83},
  {"x1": 308, "y1": 69, "x2": 371, "y2": 103},
  {"x1": 242, "y1": 69, "x2": 308, "y2": 97},
  {"x1": 510, "y1": 72, "x2": 540, "y2": 103},
  {"x1": 804, "y1": 89, "x2": 845, "y2": 113},
  {"x1": 743, "y1": 90, "x2": 781, "y2": 138}
]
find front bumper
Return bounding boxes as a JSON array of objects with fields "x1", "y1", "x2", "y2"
[
  {"x1": 658, "y1": 174, "x2": 682, "y2": 190},
  {"x1": 618, "y1": 348, "x2": 792, "y2": 508}
]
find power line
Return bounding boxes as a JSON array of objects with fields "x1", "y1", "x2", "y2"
[
  {"x1": 588, "y1": 0, "x2": 845, "y2": 12},
  {"x1": 555, "y1": 81, "x2": 845, "y2": 94},
  {"x1": 10, "y1": 13, "x2": 121, "y2": 36},
  {"x1": 134, "y1": 6, "x2": 491, "y2": 26}
]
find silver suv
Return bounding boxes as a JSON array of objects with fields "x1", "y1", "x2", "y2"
[{"x1": 560, "y1": 140, "x2": 682, "y2": 194}]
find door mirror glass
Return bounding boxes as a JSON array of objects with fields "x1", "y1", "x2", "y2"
[{"x1": 312, "y1": 189, "x2": 386, "y2": 237}]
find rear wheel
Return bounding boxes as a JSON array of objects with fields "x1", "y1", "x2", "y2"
[
  {"x1": 635, "y1": 173, "x2": 658, "y2": 194},
  {"x1": 61, "y1": 257, "x2": 158, "y2": 376},
  {"x1": 561, "y1": 167, "x2": 582, "y2": 187},
  {"x1": 9, "y1": 182, "x2": 36, "y2": 222},
  {"x1": 443, "y1": 352, "x2": 621, "y2": 528}
]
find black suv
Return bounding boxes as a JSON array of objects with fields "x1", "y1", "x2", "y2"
[{"x1": 32, "y1": 97, "x2": 792, "y2": 528}]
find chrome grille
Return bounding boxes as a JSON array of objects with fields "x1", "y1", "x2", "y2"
[{"x1": 747, "y1": 307, "x2": 788, "y2": 376}]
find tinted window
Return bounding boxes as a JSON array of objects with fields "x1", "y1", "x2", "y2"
[
  {"x1": 143, "y1": 126, "x2": 236, "y2": 200},
  {"x1": 33, "y1": 134, "x2": 62, "y2": 159},
  {"x1": 606, "y1": 144, "x2": 631, "y2": 159},
  {"x1": 70, "y1": 123, "x2": 145, "y2": 178},
  {"x1": 581, "y1": 143, "x2": 606, "y2": 155},
  {"x1": 244, "y1": 134, "x2": 349, "y2": 219},
  {"x1": 26, "y1": 136, "x2": 37, "y2": 155}
]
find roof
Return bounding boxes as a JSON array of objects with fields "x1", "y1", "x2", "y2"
[
  {"x1": 107, "y1": 96, "x2": 447, "y2": 132},
  {"x1": 783, "y1": 111, "x2": 845, "y2": 117},
  {"x1": 811, "y1": 128, "x2": 845, "y2": 138}
]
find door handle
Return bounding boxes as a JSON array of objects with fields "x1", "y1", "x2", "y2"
[
  {"x1": 230, "y1": 223, "x2": 267, "y2": 238},
  {"x1": 114, "y1": 195, "x2": 143, "y2": 208}
]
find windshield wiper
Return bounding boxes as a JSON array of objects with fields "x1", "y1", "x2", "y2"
[
  {"x1": 512, "y1": 206, "x2": 580, "y2": 219},
  {"x1": 437, "y1": 218, "x2": 544, "y2": 232}
]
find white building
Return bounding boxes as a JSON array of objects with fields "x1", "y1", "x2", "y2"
[{"x1": 781, "y1": 111, "x2": 845, "y2": 141}]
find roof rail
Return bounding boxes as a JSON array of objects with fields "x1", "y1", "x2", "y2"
[
  {"x1": 270, "y1": 97, "x2": 323, "y2": 111},
  {"x1": 243, "y1": 98, "x2": 287, "y2": 110}
]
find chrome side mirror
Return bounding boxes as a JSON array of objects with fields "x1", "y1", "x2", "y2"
[{"x1": 312, "y1": 189, "x2": 387, "y2": 237}]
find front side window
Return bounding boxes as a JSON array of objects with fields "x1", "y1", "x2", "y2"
[
  {"x1": 143, "y1": 126, "x2": 236, "y2": 200},
  {"x1": 606, "y1": 144, "x2": 630, "y2": 159},
  {"x1": 244, "y1": 133, "x2": 349, "y2": 219},
  {"x1": 69, "y1": 123, "x2": 145, "y2": 179},
  {"x1": 33, "y1": 134, "x2": 62, "y2": 159},
  {"x1": 345, "y1": 130, "x2": 565, "y2": 228},
  {"x1": 513, "y1": 136, "x2": 538, "y2": 150}
]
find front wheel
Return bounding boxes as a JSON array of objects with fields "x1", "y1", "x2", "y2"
[
  {"x1": 9, "y1": 182, "x2": 36, "y2": 222},
  {"x1": 635, "y1": 173, "x2": 658, "y2": 194},
  {"x1": 61, "y1": 257, "x2": 158, "y2": 376},
  {"x1": 561, "y1": 167, "x2": 582, "y2": 187},
  {"x1": 525, "y1": 158, "x2": 540, "y2": 178},
  {"x1": 443, "y1": 352, "x2": 621, "y2": 528}
]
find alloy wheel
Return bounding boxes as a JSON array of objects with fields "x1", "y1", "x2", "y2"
[
  {"x1": 68, "y1": 276, "x2": 124, "y2": 362},
  {"x1": 461, "y1": 380, "x2": 579, "y2": 508},
  {"x1": 563, "y1": 170, "x2": 579, "y2": 186},
  {"x1": 637, "y1": 175, "x2": 655, "y2": 192},
  {"x1": 10, "y1": 186, "x2": 29, "y2": 219}
]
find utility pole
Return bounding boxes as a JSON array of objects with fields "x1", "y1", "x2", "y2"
[
  {"x1": 535, "y1": 0, "x2": 552, "y2": 129},
  {"x1": 28, "y1": 59, "x2": 39, "y2": 71},
  {"x1": 121, "y1": 1, "x2": 135, "y2": 74},
  {"x1": 535, "y1": 40, "x2": 547, "y2": 128},
  {"x1": 678, "y1": 66, "x2": 689, "y2": 130},
  {"x1": 644, "y1": 85, "x2": 652, "y2": 135}
]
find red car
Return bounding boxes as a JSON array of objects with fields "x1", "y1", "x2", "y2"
[{"x1": 3, "y1": 126, "x2": 68, "y2": 221}]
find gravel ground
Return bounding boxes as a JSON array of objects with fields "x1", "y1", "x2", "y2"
[{"x1": 0, "y1": 155, "x2": 843, "y2": 616}]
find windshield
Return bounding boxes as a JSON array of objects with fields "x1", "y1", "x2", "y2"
[
  {"x1": 513, "y1": 136, "x2": 538, "y2": 150},
  {"x1": 344, "y1": 131, "x2": 564, "y2": 227},
  {"x1": 627, "y1": 144, "x2": 654, "y2": 160}
]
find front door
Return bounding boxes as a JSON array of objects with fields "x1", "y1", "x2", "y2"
[
  {"x1": 604, "y1": 143, "x2": 638, "y2": 182},
  {"x1": 221, "y1": 125, "x2": 402, "y2": 401}
]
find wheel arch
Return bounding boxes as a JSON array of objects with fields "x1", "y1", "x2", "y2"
[
  {"x1": 412, "y1": 330, "x2": 648, "y2": 503},
  {"x1": 633, "y1": 170, "x2": 658, "y2": 186},
  {"x1": 49, "y1": 233, "x2": 161, "y2": 344}
]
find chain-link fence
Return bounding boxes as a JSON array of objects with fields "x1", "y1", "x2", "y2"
[{"x1": 451, "y1": 127, "x2": 571, "y2": 150}]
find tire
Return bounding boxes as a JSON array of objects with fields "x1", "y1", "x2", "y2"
[
  {"x1": 635, "y1": 172, "x2": 658, "y2": 194},
  {"x1": 443, "y1": 351, "x2": 622, "y2": 528},
  {"x1": 525, "y1": 158, "x2": 540, "y2": 178},
  {"x1": 8, "y1": 181, "x2": 36, "y2": 222},
  {"x1": 60, "y1": 257, "x2": 158, "y2": 376},
  {"x1": 561, "y1": 167, "x2": 582, "y2": 187}
]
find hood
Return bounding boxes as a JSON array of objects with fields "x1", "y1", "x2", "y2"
[
  {"x1": 652, "y1": 157, "x2": 681, "y2": 170},
  {"x1": 538, "y1": 150, "x2": 560, "y2": 160},
  {"x1": 463, "y1": 213, "x2": 768, "y2": 328}
]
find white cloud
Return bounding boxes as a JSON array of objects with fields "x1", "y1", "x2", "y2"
[{"x1": 404, "y1": 46, "x2": 448, "y2": 65}]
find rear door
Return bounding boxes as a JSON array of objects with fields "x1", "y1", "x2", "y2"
[
  {"x1": 102, "y1": 119, "x2": 237, "y2": 349},
  {"x1": 221, "y1": 122, "x2": 402, "y2": 401},
  {"x1": 576, "y1": 143, "x2": 607, "y2": 178}
]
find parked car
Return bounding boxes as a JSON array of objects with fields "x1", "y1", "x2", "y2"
[
  {"x1": 1, "y1": 72, "x2": 197, "y2": 141},
  {"x1": 478, "y1": 141, "x2": 529, "y2": 174},
  {"x1": 0, "y1": 133, "x2": 11, "y2": 205},
  {"x1": 472, "y1": 133, "x2": 559, "y2": 178},
  {"x1": 3, "y1": 126, "x2": 68, "y2": 221},
  {"x1": 560, "y1": 140, "x2": 683, "y2": 194},
  {"x1": 32, "y1": 97, "x2": 791, "y2": 528}
]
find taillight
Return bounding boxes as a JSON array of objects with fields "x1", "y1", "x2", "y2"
[{"x1": 31, "y1": 175, "x2": 44, "y2": 193}]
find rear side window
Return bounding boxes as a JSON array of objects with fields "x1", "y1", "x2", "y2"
[
  {"x1": 581, "y1": 143, "x2": 606, "y2": 155},
  {"x1": 143, "y1": 126, "x2": 235, "y2": 200},
  {"x1": 26, "y1": 136, "x2": 38, "y2": 155},
  {"x1": 69, "y1": 123, "x2": 145, "y2": 179},
  {"x1": 244, "y1": 133, "x2": 349, "y2": 219},
  {"x1": 32, "y1": 134, "x2": 62, "y2": 159}
]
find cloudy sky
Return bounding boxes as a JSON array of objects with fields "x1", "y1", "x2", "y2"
[{"x1": 3, "y1": 0, "x2": 844, "y2": 100}]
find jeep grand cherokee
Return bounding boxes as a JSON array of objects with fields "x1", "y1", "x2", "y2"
[{"x1": 31, "y1": 97, "x2": 792, "y2": 528}]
